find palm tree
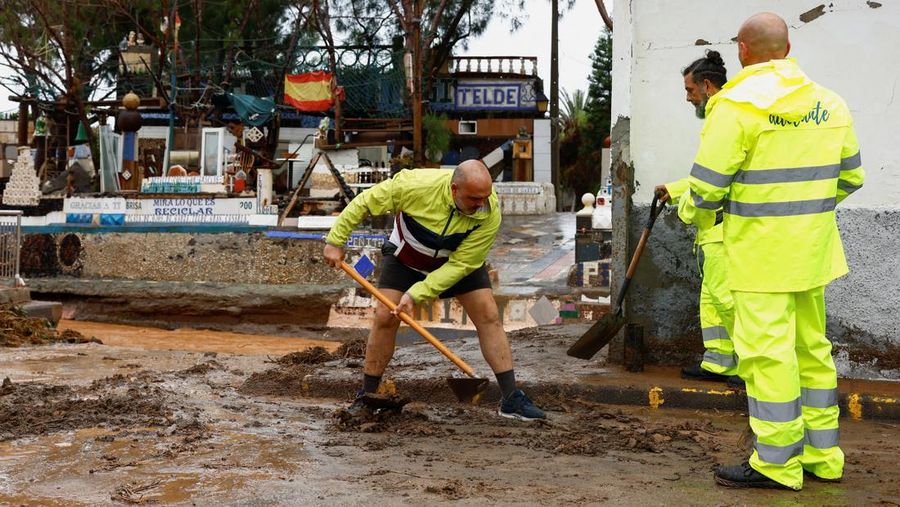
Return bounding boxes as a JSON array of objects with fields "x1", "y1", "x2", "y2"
[{"x1": 560, "y1": 88, "x2": 590, "y2": 139}]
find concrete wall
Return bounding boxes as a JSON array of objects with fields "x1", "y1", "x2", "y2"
[
  {"x1": 21, "y1": 232, "x2": 353, "y2": 285},
  {"x1": 613, "y1": 0, "x2": 900, "y2": 378}
]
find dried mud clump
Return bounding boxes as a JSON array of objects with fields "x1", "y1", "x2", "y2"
[
  {"x1": 529, "y1": 411, "x2": 722, "y2": 458},
  {"x1": 268, "y1": 336, "x2": 367, "y2": 368},
  {"x1": 180, "y1": 360, "x2": 223, "y2": 376},
  {"x1": 333, "y1": 337, "x2": 367, "y2": 359},
  {"x1": 239, "y1": 364, "x2": 313, "y2": 397},
  {"x1": 0, "y1": 377, "x2": 171, "y2": 440},
  {"x1": 277, "y1": 346, "x2": 334, "y2": 365},
  {"x1": 0, "y1": 307, "x2": 101, "y2": 347},
  {"x1": 331, "y1": 402, "x2": 428, "y2": 433}
]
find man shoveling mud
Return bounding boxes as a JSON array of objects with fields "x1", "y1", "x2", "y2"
[{"x1": 323, "y1": 160, "x2": 545, "y2": 421}]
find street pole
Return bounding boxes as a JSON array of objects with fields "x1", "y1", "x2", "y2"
[
  {"x1": 164, "y1": 1, "x2": 178, "y2": 174},
  {"x1": 550, "y1": 0, "x2": 560, "y2": 209}
]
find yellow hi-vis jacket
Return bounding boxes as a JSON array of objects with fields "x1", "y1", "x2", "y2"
[
  {"x1": 663, "y1": 177, "x2": 723, "y2": 246},
  {"x1": 686, "y1": 58, "x2": 864, "y2": 293}
]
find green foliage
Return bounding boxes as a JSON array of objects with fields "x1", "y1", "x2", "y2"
[
  {"x1": 331, "y1": 0, "x2": 525, "y2": 48},
  {"x1": 561, "y1": 28, "x2": 612, "y2": 194},
  {"x1": 0, "y1": 1, "x2": 129, "y2": 101},
  {"x1": 423, "y1": 112, "x2": 451, "y2": 163},
  {"x1": 560, "y1": 88, "x2": 589, "y2": 139},
  {"x1": 586, "y1": 28, "x2": 612, "y2": 142},
  {"x1": 0, "y1": 0, "x2": 312, "y2": 103}
]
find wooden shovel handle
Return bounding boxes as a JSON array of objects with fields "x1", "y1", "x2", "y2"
[{"x1": 340, "y1": 262, "x2": 477, "y2": 378}]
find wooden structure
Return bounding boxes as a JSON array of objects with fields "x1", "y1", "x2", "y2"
[{"x1": 278, "y1": 152, "x2": 356, "y2": 225}]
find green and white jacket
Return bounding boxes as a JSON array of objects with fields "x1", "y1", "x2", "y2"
[{"x1": 326, "y1": 168, "x2": 501, "y2": 303}]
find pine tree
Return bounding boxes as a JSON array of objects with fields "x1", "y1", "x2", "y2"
[
  {"x1": 586, "y1": 28, "x2": 612, "y2": 142},
  {"x1": 560, "y1": 28, "x2": 612, "y2": 196}
]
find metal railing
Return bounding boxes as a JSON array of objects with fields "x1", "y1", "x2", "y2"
[
  {"x1": 447, "y1": 56, "x2": 539, "y2": 76},
  {"x1": 0, "y1": 210, "x2": 22, "y2": 287}
]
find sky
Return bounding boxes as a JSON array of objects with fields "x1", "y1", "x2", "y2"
[
  {"x1": 0, "y1": 1, "x2": 609, "y2": 116},
  {"x1": 461, "y1": 0, "x2": 608, "y2": 99}
]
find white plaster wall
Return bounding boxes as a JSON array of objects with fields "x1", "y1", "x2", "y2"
[
  {"x1": 615, "y1": 0, "x2": 899, "y2": 207},
  {"x1": 533, "y1": 119, "x2": 552, "y2": 184}
]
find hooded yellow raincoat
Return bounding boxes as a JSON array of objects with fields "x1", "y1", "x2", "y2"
[
  {"x1": 687, "y1": 58, "x2": 863, "y2": 490},
  {"x1": 686, "y1": 58, "x2": 863, "y2": 292}
]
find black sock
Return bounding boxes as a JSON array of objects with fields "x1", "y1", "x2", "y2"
[
  {"x1": 362, "y1": 374, "x2": 382, "y2": 394},
  {"x1": 495, "y1": 369, "x2": 517, "y2": 399}
]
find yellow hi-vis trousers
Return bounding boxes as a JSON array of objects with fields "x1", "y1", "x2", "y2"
[
  {"x1": 697, "y1": 242, "x2": 738, "y2": 376},
  {"x1": 732, "y1": 286, "x2": 843, "y2": 490}
]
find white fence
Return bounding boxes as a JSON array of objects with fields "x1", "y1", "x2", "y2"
[{"x1": 0, "y1": 210, "x2": 22, "y2": 286}]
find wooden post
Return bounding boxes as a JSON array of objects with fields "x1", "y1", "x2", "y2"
[
  {"x1": 550, "y1": 0, "x2": 560, "y2": 209},
  {"x1": 17, "y1": 101, "x2": 28, "y2": 147},
  {"x1": 412, "y1": 0, "x2": 424, "y2": 165}
]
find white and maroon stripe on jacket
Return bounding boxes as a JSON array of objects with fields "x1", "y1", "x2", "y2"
[{"x1": 389, "y1": 212, "x2": 453, "y2": 274}]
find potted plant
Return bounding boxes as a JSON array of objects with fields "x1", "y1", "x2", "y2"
[{"x1": 423, "y1": 112, "x2": 451, "y2": 166}]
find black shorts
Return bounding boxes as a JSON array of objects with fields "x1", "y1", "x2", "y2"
[{"x1": 377, "y1": 248, "x2": 491, "y2": 300}]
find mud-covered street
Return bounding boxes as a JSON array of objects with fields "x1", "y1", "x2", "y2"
[{"x1": 1, "y1": 323, "x2": 898, "y2": 506}]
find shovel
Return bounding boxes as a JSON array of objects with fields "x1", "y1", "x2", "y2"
[
  {"x1": 567, "y1": 194, "x2": 665, "y2": 360},
  {"x1": 340, "y1": 262, "x2": 490, "y2": 403}
]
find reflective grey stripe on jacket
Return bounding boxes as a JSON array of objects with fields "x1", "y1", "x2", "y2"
[{"x1": 725, "y1": 197, "x2": 836, "y2": 217}]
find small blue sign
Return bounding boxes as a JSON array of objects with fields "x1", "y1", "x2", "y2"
[{"x1": 354, "y1": 254, "x2": 376, "y2": 279}]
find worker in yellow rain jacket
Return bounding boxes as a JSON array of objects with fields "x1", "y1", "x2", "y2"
[
  {"x1": 682, "y1": 13, "x2": 864, "y2": 490},
  {"x1": 656, "y1": 50, "x2": 743, "y2": 385}
]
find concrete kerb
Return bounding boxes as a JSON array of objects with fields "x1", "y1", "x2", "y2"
[
  {"x1": 0, "y1": 287, "x2": 30, "y2": 306},
  {"x1": 294, "y1": 366, "x2": 900, "y2": 421},
  {"x1": 278, "y1": 321, "x2": 900, "y2": 422}
]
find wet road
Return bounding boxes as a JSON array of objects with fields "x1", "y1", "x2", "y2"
[{"x1": 1, "y1": 323, "x2": 898, "y2": 505}]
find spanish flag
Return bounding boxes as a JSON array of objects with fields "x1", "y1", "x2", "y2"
[{"x1": 284, "y1": 72, "x2": 334, "y2": 112}]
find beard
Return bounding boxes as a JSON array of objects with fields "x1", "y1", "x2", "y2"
[{"x1": 694, "y1": 95, "x2": 709, "y2": 119}]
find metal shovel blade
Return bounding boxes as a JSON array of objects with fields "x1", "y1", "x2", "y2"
[
  {"x1": 447, "y1": 377, "x2": 490, "y2": 404},
  {"x1": 566, "y1": 312, "x2": 627, "y2": 360}
]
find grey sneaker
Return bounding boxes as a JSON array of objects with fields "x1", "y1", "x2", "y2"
[{"x1": 498, "y1": 390, "x2": 546, "y2": 421}]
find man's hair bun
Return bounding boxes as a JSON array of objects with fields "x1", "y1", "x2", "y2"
[{"x1": 705, "y1": 50, "x2": 725, "y2": 67}]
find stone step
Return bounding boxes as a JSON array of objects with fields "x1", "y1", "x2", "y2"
[
  {"x1": 20, "y1": 300, "x2": 63, "y2": 327},
  {"x1": 0, "y1": 287, "x2": 31, "y2": 306}
]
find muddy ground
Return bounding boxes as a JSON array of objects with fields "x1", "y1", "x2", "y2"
[
  {"x1": 1, "y1": 326, "x2": 898, "y2": 506},
  {"x1": 0, "y1": 307, "x2": 97, "y2": 348}
]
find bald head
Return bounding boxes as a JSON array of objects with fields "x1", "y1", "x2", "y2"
[
  {"x1": 452, "y1": 159, "x2": 491, "y2": 187},
  {"x1": 737, "y1": 12, "x2": 790, "y2": 67},
  {"x1": 451, "y1": 159, "x2": 492, "y2": 215}
]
